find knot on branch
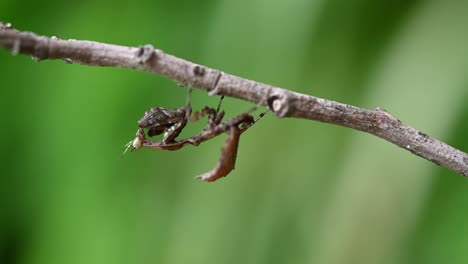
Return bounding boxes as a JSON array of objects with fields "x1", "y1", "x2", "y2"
[
  {"x1": 0, "y1": 22, "x2": 13, "y2": 31},
  {"x1": 136, "y1": 44, "x2": 155, "y2": 64},
  {"x1": 192, "y1": 65, "x2": 206, "y2": 77},
  {"x1": 25, "y1": 32, "x2": 50, "y2": 61},
  {"x1": 267, "y1": 89, "x2": 293, "y2": 117}
]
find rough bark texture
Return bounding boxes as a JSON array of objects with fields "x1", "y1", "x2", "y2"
[{"x1": 1, "y1": 22, "x2": 467, "y2": 177}]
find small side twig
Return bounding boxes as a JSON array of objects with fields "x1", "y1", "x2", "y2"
[{"x1": 1, "y1": 22, "x2": 467, "y2": 177}]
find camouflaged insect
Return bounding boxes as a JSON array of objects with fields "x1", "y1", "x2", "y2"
[
  {"x1": 138, "y1": 106, "x2": 188, "y2": 144},
  {"x1": 124, "y1": 90, "x2": 267, "y2": 182}
]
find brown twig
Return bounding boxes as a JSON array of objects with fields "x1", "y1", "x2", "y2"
[{"x1": 1, "y1": 22, "x2": 467, "y2": 177}]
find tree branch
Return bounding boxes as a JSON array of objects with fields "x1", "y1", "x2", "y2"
[{"x1": 1, "y1": 22, "x2": 467, "y2": 177}]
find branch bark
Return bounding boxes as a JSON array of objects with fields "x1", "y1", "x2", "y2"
[{"x1": 1, "y1": 22, "x2": 467, "y2": 177}]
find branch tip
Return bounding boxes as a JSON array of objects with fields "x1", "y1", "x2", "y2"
[{"x1": 267, "y1": 91, "x2": 292, "y2": 117}]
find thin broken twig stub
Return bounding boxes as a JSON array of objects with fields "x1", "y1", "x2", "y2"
[{"x1": 1, "y1": 22, "x2": 467, "y2": 177}]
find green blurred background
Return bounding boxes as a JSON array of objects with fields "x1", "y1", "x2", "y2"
[{"x1": 1, "y1": 0, "x2": 468, "y2": 263}]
